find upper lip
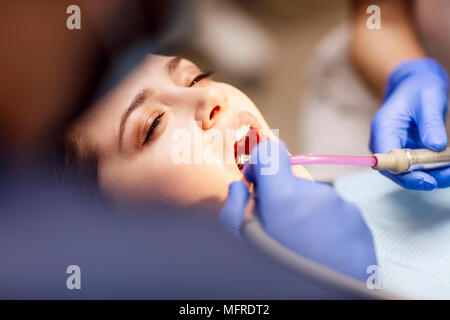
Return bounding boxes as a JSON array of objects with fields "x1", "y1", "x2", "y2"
[
  {"x1": 225, "y1": 111, "x2": 265, "y2": 171},
  {"x1": 227, "y1": 111, "x2": 264, "y2": 141}
]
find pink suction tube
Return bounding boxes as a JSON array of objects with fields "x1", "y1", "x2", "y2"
[{"x1": 289, "y1": 154, "x2": 378, "y2": 168}]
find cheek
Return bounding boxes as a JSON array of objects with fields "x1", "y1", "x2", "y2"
[
  {"x1": 101, "y1": 152, "x2": 239, "y2": 211},
  {"x1": 137, "y1": 164, "x2": 237, "y2": 211},
  {"x1": 220, "y1": 83, "x2": 256, "y2": 113},
  {"x1": 152, "y1": 164, "x2": 235, "y2": 209},
  {"x1": 219, "y1": 83, "x2": 272, "y2": 131}
]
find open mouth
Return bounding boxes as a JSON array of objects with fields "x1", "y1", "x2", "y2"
[{"x1": 234, "y1": 125, "x2": 260, "y2": 171}]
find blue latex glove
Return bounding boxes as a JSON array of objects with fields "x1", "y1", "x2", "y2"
[
  {"x1": 370, "y1": 57, "x2": 449, "y2": 190},
  {"x1": 219, "y1": 140, "x2": 377, "y2": 281}
]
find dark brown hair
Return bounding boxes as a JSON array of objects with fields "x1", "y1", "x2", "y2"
[{"x1": 53, "y1": 128, "x2": 100, "y2": 198}]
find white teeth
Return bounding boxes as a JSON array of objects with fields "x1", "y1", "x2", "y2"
[
  {"x1": 237, "y1": 154, "x2": 251, "y2": 165},
  {"x1": 235, "y1": 125, "x2": 250, "y2": 142}
]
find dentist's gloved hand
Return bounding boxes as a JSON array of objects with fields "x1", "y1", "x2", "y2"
[
  {"x1": 219, "y1": 140, "x2": 377, "y2": 281},
  {"x1": 370, "y1": 57, "x2": 449, "y2": 190}
]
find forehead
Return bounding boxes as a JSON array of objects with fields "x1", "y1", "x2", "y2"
[
  {"x1": 88, "y1": 55, "x2": 171, "y2": 112},
  {"x1": 133, "y1": 54, "x2": 171, "y2": 80}
]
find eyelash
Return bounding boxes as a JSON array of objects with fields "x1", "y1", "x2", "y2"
[
  {"x1": 142, "y1": 112, "x2": 165, "y2": 146},
  {"x1": 189, "y1": 71, "x2": 213, "y2": 87}
]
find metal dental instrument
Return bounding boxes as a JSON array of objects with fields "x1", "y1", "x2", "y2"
[{"x1": 373, "y1": 147, "x2": 450, "y2": 173}]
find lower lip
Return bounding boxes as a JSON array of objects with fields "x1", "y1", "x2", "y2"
[{"x1": 234, "y1": 128, "x2": 260, "y2": 171}]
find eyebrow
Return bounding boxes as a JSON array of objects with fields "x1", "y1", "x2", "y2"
[
  {"x1": 167, "y1": 56, "x2": 183, "y2": 75},
  {"x1": 119, "y1": 89, "x2": 151, "y2": 150}
]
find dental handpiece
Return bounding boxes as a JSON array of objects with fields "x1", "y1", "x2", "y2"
[
  {"x1": 237, "y1": 147, "x2": 450, "y2": 174},
  {"x1": 373, "y1": 147, "x2": 450, "y2": 173}
]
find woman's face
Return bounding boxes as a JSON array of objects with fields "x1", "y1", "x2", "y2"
[{"x1": 75, "y1": 55, "x2": 310, "y2": 210}]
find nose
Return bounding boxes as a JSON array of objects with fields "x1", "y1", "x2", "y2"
[{"x1": 194, "y1": 86, "x2": 226, "y2": 130}]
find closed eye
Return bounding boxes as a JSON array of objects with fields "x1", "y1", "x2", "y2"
[
  {"x1": 142, "y1": 112, "x2": 165, "y2": 146},
  {"x1": 189, "y1": 71, "x2": 213, "y2": 87}
]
